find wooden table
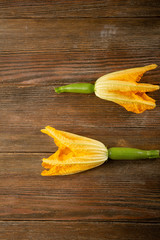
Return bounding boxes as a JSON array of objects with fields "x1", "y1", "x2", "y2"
[{"x1": 0, "y1": 1, "x2": 160, "y2": 239}]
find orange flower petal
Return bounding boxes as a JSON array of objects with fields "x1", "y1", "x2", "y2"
[
  {"x1": 41, "y1": 126, "x2": 106, "y2": 150},
  {"x1": 96, "y1": 64, "x2": 157, "y2": 83},
  {"x1": 41, "y1": 126, "x2": 108, "y2": 175},
  {"x1": 41, "y1": 162, "x2": 102, "y2": 176},
  {"x1": 102, "y1": 91, "x2": 156, "y2": 114},
  {"x1": 95, "y1": 80, "x2": 159, "y2": 93},
  {"x1": 95, "y1": 64, "x2": 159, "y2": 113}
]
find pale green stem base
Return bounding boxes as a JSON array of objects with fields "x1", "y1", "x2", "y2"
[
  {"x1": 108, "y1": 147, "x2": 159, "y2": 160},
  {"x1": 55, "y1": 83, "x2": 95, "y2": 94}
]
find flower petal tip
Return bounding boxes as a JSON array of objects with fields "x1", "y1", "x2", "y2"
[
  {"x1": 146, "y1": 64, "x2": 158, "y2": 70},
  {"x1": 41, "y1": 170, "x2": 49, "y2": 176},
  {"x1": 41, "y1": 129, "x2": 46, "y2": 134},
  {"x1": 41, "y1": 126, "x2": 57, "y2": 138}
]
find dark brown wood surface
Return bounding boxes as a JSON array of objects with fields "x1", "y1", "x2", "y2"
[
  {"x1": 0, "y1": 1, "x2": 160, "y2": 239},
  {"x1": 0, "y1": 0, "x2": 159, "y2": 18},
  {"x1": 0, "y1": 222, "x2": 160, "y2": 240}
]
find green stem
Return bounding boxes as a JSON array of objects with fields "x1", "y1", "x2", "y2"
[
  {"x1": 55, "y1": 83, "x2": 95, "y2": 94},
  {"x1": 108, "y1": 147, "x2": 159, "y2": 160}
]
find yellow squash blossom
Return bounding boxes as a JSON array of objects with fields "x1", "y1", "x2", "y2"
[
  {"x1": 55, "y1": 64, "x2": 159, "y2": 114},
  {"x1": 41, "y1": 126, "x2": 108, "y2": 176},
  {"x1": 41, "y1": 126, "x2": 160, "y2": 176},
  {"x1": 95, "y1": 64, "x2": 159, "y2": 113}
]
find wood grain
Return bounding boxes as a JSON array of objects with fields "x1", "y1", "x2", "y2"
[
  {"x1": 0, "y1": 153, "x2": 159, "y2": 221},
  {"x1": 0, "y1": 18, "x2": 159, "y2": 152},
  {"x1": 0, "y1": 18, "x2": 160, "y2": 53},
  {"x1": 0, "y1": 0, "x2": 159, "y2": 18},
  {"x1": 0, "y1": 51, "x2": 160, "y2": 86},
  {"x1": 0, "y1": 84, "x2": 159, "y2": 152},
  {"x1": 0, "y1": 221, "x2": 160, "y2": 240},
  {"x1": 0, "y1": 1, "x2": 160, "y2": 238}
]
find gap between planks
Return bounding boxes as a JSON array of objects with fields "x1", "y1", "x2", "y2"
[
  {"x1": 0, "y1": 220, "x2": 160, "y2": 224},
  {"x1": 1, "y1": 16, "x2": 160, "y2": 19}
]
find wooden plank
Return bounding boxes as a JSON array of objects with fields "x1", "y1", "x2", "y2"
[
  {"x1": 0, "y1": 84, "x2": 159, "y2": 152},
  {"x1": 0, "y1": 1, "x2": 159, "y2": 239},
  {"x1": 0, "y1": 221, "x2": 160, "y2": 240},
  {"x1": 0, "y1": 18, "x2": 159, "y2": 152},
  {"x1": 0, "y1": 18, "x2": 160, "y2": 53},
  {"x1": 0, "y1": 0, "x2": 159, "y2": 18},
  {"x1": 0, "y1": 153, "x2": 159, "y2": 221},
  {"x1": 0, "y1": 51, "x2": 160, "y2": 86}
]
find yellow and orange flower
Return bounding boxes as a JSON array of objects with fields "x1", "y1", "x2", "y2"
[
  {"x1": 41, "y1": 126, "x2": 108, "y2": 176},
  {"x1": 95, "y1": 64, "x2": 159, "y2": 113}
]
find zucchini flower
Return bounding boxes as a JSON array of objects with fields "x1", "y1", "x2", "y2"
[
  {"x1": 41, "y1": 126, "x2": 159, "y2": 176},
  {"x1": 41, "y1": 126, "x2": 107, "y2": 176},
  {"x1": 55, "y1": 64, "x2": 159, "y2": 114}
]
